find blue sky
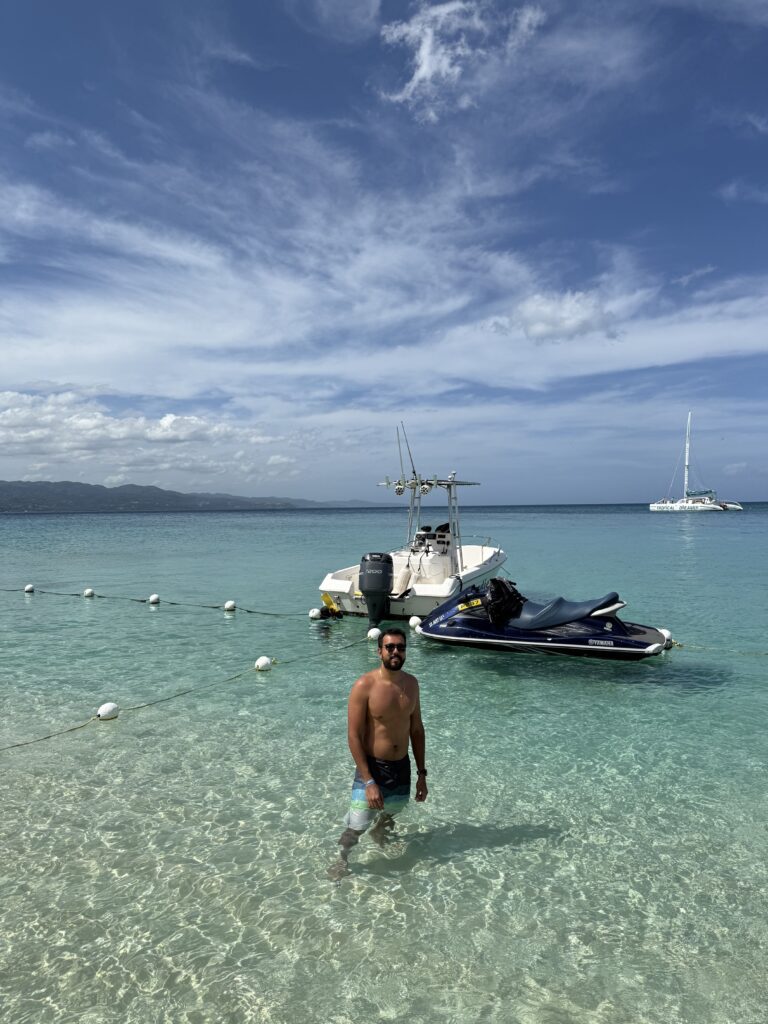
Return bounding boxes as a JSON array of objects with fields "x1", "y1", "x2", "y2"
[{"x1": 1, "y1": 0, "x2": 766, "y2": 503}]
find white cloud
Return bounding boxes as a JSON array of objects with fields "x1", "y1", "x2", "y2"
[
  {"x1": 507, "y1": 4, "x2": 548, "y2": 51},
  {"x1": 0, "y1": 391, "x2": 279, "y2": 487},
  {"x1": 382, "y1": 2, "x2": 546, "y2": 120},
  {"x1": 380, "y1": 2, "x2": 649, "y2": 126},
  {"x1": 515, "y1": 290, "x2": 618, "y2": 342},
  {"x1": 266, "y1": 454, "x2": 296, "y2": 466}
]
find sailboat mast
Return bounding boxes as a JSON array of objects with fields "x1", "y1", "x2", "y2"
[{"x1": 683, "y1": 411, "x2": 691, "y2": 498}]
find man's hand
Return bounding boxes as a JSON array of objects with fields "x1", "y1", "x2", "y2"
[
  {"x1": 365, "y1": 783, "x2": 384, "y2": 810},
  {"x1": 415, "y1": 776, "x2": 428, "y2": 802}
]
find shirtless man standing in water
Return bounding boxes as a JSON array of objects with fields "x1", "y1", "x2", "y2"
[{"x1": 330, "y1": 627, "x2": 428, "y2": 877}]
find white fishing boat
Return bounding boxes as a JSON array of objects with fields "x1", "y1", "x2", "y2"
[
  {"x1": 650, "y1": 412, "x2": 743, "y2": 512},
  {"x1": 317, "y1": 433, "x2": 506, "y2": 624}
]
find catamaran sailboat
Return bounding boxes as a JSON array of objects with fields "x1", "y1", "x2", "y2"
[
  {"x1": 650, "y1": 412, "x2": 743, "y2": 512},
  {"x1": 317, "y1": 432, "x2": 506, "y2": 624}
]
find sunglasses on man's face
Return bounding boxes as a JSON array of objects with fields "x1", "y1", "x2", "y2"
[{"x1": 383, "y1": 643, "x2": 406, "y2": 653}]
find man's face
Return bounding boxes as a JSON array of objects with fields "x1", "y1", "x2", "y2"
[{"x1": 380, "y1": 634, "x2": 406, "y2": 670}]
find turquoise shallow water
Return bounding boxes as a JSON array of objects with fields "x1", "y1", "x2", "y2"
[{"x1": 1, "y1": 505, "x2": 767, "y2": 1024}]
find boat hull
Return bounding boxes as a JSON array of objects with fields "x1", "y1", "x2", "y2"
[
  {"x1": 319, "y1": 547, "x2": 506, "y2": 621},
  {"x1": 649, "y1": 500, "x2": 726, "y2": 511}
]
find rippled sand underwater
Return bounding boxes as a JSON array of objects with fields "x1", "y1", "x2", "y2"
[{"x1": 1, "y1": 507, "x2": 767, "y2": 1023}]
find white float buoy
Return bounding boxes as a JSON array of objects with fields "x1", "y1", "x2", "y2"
[
  {"x1": 367, "y1": 627, "x2": 381, "y2": 641},
  {"x1": 83, "y1": 588, "x2": 95, "y2": 598},
  {"x1": 408, "y1": 615, "x2": 422, "y2": 629},
  {"x1": 24, "y1": 584, "x2": 34, "y2": 593},
  {"x1": 96, "y1": 702, "x2": 119, "y2": 720},
  {"x1": 254, "y1": 656, "x2": 273, "y2": 672},
  {"x1": 149, "y1": 593, "x2": 160, "y2": 605},
  {"x1": 308, "y1": 608, "x2": 322, "y2": 619},
  {"x1": 224, "y1": 600, "x2": 236, "y2": 612}
]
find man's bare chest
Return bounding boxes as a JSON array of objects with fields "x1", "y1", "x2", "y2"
[{"x1": 368, "y1": 685, "x2": 414, "y2": 720}]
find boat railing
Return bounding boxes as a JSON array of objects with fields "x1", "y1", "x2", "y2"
[{"x1": 459, "y1": 533, "x2": 504, "y2": 557}]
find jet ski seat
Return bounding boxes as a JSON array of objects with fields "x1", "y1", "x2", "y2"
[{"x1": 514, "y1": 592, "x2": 621, "y2": 630}]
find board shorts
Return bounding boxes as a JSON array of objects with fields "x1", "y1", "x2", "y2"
[{"x1": 344, "y1": 755, "x2": 411, "y2": 832}]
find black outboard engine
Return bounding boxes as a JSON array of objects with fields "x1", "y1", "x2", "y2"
[
  {"x1": 484, "y1": 578, "x2": 526, "y2": 626},
  {"x1": 359, "y1": 552, "x2": 394, "y2": 626}
]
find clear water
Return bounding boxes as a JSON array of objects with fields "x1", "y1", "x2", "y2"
[{"x1": 1, "y1": 506, "x2": 766, "y2": 1024}]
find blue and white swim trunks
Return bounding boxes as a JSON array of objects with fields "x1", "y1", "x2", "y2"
[{"x1": 344, "y1": 755, "x2": 411, "y2": 831}]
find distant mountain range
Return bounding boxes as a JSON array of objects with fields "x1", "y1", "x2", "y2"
[{"x1": 0, "y1": 480, "x2": 382, "y2": 513}]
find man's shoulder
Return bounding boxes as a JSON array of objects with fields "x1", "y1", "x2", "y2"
[{"x1": 351, "y1": 670, "x2": 378, "y2": 691}]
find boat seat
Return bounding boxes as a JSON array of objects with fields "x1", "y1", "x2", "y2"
[{"x1": 514, "y1": 592, "x2": 620, "y2": 630}]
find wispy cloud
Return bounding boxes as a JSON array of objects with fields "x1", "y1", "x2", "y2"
[
  {"x1": 658, "y1": 0, "x2": 768, "y2": 28},
  {"x1": 672, "y1": 265, "x2": 716, "y2": 287},
  {"x1": 742, "y1": 111, "x2": 768, "y2": 135},
  {"x1": 204, "y1": 42, "x2": 259, "y2": 67},
  {"x1": 379, "y1": 2, "x2": 650, "y2": 130},
  {"x1": 719, "y1": 179, "x2": 768, "y2": 204},
  {"x1": 284, "y1": 0, "x2": 382, "y2": 41},
  {"x1": 24, "y1": 130, "x2": 76, "y2": 151},
  {"x1": 381, "y1": 1, "x2": 546, "y2": 121}
]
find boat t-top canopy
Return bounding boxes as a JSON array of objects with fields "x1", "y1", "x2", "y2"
[{"x1": 378, "y1": 471, "x2": 479, "y2": 574}]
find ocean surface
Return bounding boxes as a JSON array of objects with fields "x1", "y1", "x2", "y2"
[{"x1": 1, "y1": 504, "x2": 766, "y2": 1024}]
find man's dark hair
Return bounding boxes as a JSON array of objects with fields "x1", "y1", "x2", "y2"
[{"x1": 378, "y1": 626, "x2": 407, "y2": 649}]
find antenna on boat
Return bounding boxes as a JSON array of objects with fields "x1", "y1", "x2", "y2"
[
  {"x1": 401, "y1": 422, "x2": 417, "y2": 480},
  {"x1": 396, "y1": 426, "x2": 406, "y2": 492},
  {"x1": 399, "y1": 422, "x2": 421, "y2": 540}
]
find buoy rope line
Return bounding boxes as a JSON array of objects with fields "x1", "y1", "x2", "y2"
[
  {"x1": 120, "y1": 668, "x2": 252, "y2": 714},
  {"x1": 0, "y1": 716, "x2": 98, "y2": 752},
  {"x1": 0, "y1": 636, "x2": 369, "y2": 755},
  {"x1": 5, "y1": 587, "x2": 768, "y2": 657},
  {"x1": 3, "y1": 587, "x2": 304, "y2": 617}
]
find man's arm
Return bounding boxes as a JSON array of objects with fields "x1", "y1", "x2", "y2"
[
  {"x1": 347, "y1": 677, "x2": 383, "y2": 809},
  {"x1": 410, "y1": 688, "x2": 428, "y2": 802}
]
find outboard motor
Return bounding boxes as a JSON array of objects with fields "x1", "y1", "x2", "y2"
[
  {"x1": 484, "y1": 578, "x2": 527, "y2": 627},
  {"x1": 359, "y1": 552, "x2": 393, "y2": 626}
]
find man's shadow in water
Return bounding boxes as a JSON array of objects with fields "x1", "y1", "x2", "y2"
[{"x1": 359, "y1": 822, "x2": 564, "y2": 877}]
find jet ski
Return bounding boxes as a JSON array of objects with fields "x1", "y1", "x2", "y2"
[{"x1": 416, "y1": 578, "x2": 674, "y2": 660}]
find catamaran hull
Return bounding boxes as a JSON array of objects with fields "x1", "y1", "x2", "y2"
[{"x1": 649, "y1": 499, "x2": 738, "y2": 511}]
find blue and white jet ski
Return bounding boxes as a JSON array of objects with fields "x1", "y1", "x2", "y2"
[{"x1": 416, "y1": 578, "x2": 674, "y2": 660}]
